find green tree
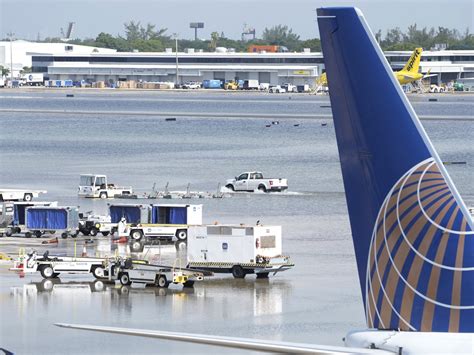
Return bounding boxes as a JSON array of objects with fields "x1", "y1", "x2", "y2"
[
  {"x1": 262, "y1": 25, "x2": 300, "y2": 50},
  {"x1": 0, "y1": 65, "x2": 9, "y2": 76}
]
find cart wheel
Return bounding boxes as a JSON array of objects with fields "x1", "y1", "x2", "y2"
[
  {"x1": 71, "y1": 232, "x2": 78, "y2": 238},
  {"x1": 256, "y1": 272, "x2": 269, "y2": 279},
  {"x1": 130, "y1": 229, "x2": 143, "y2": 241},
  {"x1": 101, "y1": 231, "x2": 110, "y2": 237},
  {"x1": 99, "y1": 192, "x2": 108, "y2": 199},
  {"x1": 231, "y1": 265, "x2": 246, "y2": 279},
  {"x1": 119, "y1": 273, "x2": 131, "y2": 285},
  {"x1": 183, "y1": 280, "x2": 195, "y2": 288},
  {"x1": 176, "y1": 229, "x2": 187, "y2": 241},
  {"x1": 25, "y1": 232, "x2": 32, "y2": 238},
  {"x1": 89, "y1": 227, "x2": 98, "y2": 237},
  {"x1": 23, "y1": 193, "x2": 33, "y2": 201},
  {"x1": 34, "y1": 231, "x2": 42, "y2": 238},
  {"x1": 61, "y1": 232, "x2": 68, "y2": 239},
  {"x1": 40, "y1": 265, "x2": 55, "y2": 279},
  {"x1": 156, "y1": 275, "x2": 169, "y2": 288},
  {"x1": 93, "y1": 266, "x2": 106, "y2": 279},
  {"x1": 81, "y1": 229, "x2": 91, "y2": 236},
  {"x1": 49, "y1": 230, "x2": 56, "y2": 235},
  {"x1": 5, "y1": 228, "x2": 13, "y2": 237}
]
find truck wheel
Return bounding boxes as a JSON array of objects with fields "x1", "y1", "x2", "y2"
[
  {"x1": 61, "y1": 232, "x2": 68, "y2": 239},
  {"x1": 176, "y1": 229, "x2": 187, "y2": 241},
  {"x1": 25, "y1": 232, "x2": 32, "y2": 238},
  {"x1": 258, "y1": 185, "x2": 267, "y2": 192},
  {"x1": 119, "y1": 273, "x2": 131, "y2": 285},
  {"x1": 23, "y1": 193, "x2": 33, "y2": 201},
  {"x1": 101, "y1": 231, "x2": 110, "y2": 237},
  {"x1": 92, "y1": 266, "x2": 106, "y2": 279},
  {"x1": 231, "y1": 265, "x2": 246, "y2": 279},
  {"x1": 225, "y1": 184, "x2": 234, "y2": 191},
  {"x1": 256, "y1": 272, "x2": 269, "y2": 279},
  {"x1": 40, "y1": 265, "x2": 55, "y2": 279},
  {"x1": 183, "y1": 280, "x2": 195, "y2": 288},
  {"x1": 89, "y1": 227, "x2": 98, "y2": 237},
  {"x1": 99, "y1": 192, "x2": 108, "y2": 199},
  {"x1": 156, "y1": 275, "x2": 169, "y2": 288},
  {"x1": 130, "y1": 229, "x2": 143, "y2": 241}
]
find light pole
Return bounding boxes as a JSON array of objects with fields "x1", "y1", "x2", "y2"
[
  {"x1": 7, "y1": 32, "x2": 14, "y2": 84},
  {"x1": 173, "y1": 33, "x2": 179, "y2": 87}
]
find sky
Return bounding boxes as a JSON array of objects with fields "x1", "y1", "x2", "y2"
[{"x1": 0, "y1": 0, "x2": 473, "y2": 41}]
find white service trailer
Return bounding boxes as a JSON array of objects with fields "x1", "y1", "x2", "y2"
[
  {"x1": 10, "y1": 250, "x2": 107, "y2": 279},
  {"x1": 0, "y1": 189, "x2": 47, "y2": 202},
  {"x1": 187, "y1": 225, "x2": 294, "y2": 278}
]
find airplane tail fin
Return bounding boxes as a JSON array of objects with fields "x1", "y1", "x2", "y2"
[
  {"x1": 402, "y1": 47, "x2": 422, "y2": 73},
  {"x1": 317, "y1": 7, "x2": 473, "y2": 332}
]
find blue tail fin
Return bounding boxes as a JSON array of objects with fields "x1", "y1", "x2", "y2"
[{"x1": 317, "y1": 7, "x2": 474, "y2": 332}]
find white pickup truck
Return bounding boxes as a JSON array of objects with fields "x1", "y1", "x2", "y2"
[
  {"x1": 225, "y1": 172, "x2": 288, "y2": 192},
  {"x1": 78, "y1": 174, "x2": 133, "y2": 199}
]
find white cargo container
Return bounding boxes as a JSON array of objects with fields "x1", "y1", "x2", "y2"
[{"x1": 187, "y1": 224, "x2": 294, "y2": 278}]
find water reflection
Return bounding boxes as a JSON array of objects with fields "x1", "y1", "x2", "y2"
[{"x1": 10, "y1": 276, "x2": 291, "y2": 320}]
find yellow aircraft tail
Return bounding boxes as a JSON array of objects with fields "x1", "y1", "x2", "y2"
[{"x1": 402, "y1": 47, "x2": 422, "y2": 73}]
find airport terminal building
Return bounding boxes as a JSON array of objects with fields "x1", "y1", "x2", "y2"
[{"x1": 28, "y1": 47, "x2": 474, "y2": 88}]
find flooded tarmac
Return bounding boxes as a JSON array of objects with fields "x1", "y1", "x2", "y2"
[{"x1": 0, "y1": 90, "x2": 473, "y2": 354}]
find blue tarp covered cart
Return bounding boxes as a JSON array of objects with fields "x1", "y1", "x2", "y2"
[
  {"x1": 109, "y1": 205, "x2": 147, "y2": 224},
  {"x1": 25, "y1": 206, "x2": 79, "y2": 238},
  {"x1": 151, "y1": 205, "x2": 187, "y2": 224}
]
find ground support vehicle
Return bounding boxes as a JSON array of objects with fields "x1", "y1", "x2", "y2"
[
  {"x1": 0, "y1": 189, "x2": 47, "y2": 202},
  {"x1": 78, "y1": 213, "x2": 115, "y2": 237},
  {"x1": 242, "y1": 79, "x2": 259, "y2": 90},
  {"x1": 282, "y1": 83, "x2": 297, "y2": 93},
  {"x1": 225, "y1": 172, "x2": 288, "y2": 192},
  {"x1": 269, "y1": 85, "x2": 286, "y2": 93},
  {"x1": 110, "y1": 203, "x2": 202, "y2": 241},
  {"x1": 25, "y1": 206, "x2": 79, "y2": 239},
  {"x1": 105, "y1": 258, "x2": 206, "y2": 288},
  {"x1": 224, "y1": 81, "x2": 239, "y2": 90},
  {"x1": 10, "y1": 250, "x2": 108, "y2": 279},
  {"x1": 187, "y1": 225, "x2": 294, "y2": 279},
  {"x1": 78, "y1": 174, "x2": 133, "y2": 199},
  {"x1": 23, "y1": 73, "x2": 44, "y2": 86},
  {"x1": 182, "y1": 82, "x2": 201, "y2": 89},
  {"x1": 0, "y1": 203, "x2": 14, "y2": 237}
]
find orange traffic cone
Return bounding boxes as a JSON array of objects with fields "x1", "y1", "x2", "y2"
[{"x1": 81, "y1": 245, "x2": 87, "y2": 257}]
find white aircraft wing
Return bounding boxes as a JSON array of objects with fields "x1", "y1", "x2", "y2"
[{"x1": 54, "y1": 323, "x2": 393, "y2": 354}]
